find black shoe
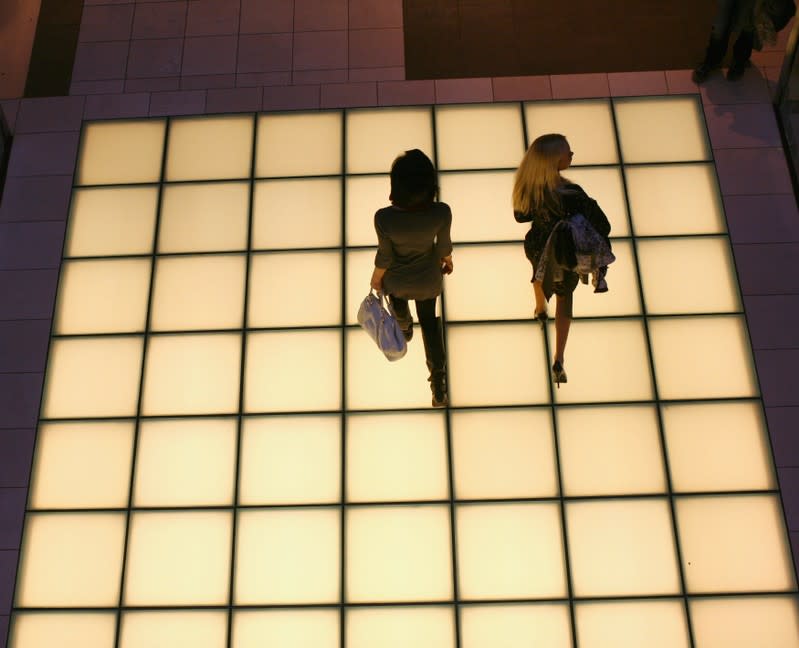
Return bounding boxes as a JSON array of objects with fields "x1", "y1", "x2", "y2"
[
  {"x1": 552, "y1": 360, "x2": 567, "y2": 389},
  {"x1": 692, "y1": 63, "x2": 714, "y2": 83},
  {"x1": 534, "y1": 308, "x2": 549, "y2": 326},
  {"x1": 401, "y1": 323, "x2": 413, "y2": 342},
  {"x1": 726, "y1": 59, "x2": 748, "y2": 81},
  {"x1": 430, "y1": 372, "x2": 448, "y2": 408}
]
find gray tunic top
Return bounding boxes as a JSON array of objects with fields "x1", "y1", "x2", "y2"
[{"x1": 374, "y1": 202, "x2": 453, "y2": 300}]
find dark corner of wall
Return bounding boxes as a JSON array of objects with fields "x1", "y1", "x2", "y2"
[{"x1": 24, "y1": 0, "x2": 84, "y2": 98}]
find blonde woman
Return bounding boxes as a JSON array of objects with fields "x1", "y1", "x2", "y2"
[{"x1": 513, "y1": 134, "x2": 611, "y2": 386}]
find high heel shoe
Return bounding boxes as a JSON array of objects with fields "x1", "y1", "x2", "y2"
[
  {"x1": 552, "y1": 360, "x2": 567, "y2": 388},
  {"x1": 534, "y1": 308, "x2": 549, "y2": 326}
]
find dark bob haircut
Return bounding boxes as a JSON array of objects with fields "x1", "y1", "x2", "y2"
[{"x1": 389, "y1": 149, "x2": 439, "y2": 208}]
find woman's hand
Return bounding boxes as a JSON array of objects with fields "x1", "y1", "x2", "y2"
[
  {"x1": 441, "y1": 255, "x2": 453, "y2": 275},
  {"x1": 370, "y1": 266, "x2": 386, "y2": 291}
]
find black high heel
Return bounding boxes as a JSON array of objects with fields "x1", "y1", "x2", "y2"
[
  {"x1": 534, "y1": 308, "x2": 549, "y2": 326},
  {"x1": 552, "y1": 360, "x2": 567, "y2": 388}
]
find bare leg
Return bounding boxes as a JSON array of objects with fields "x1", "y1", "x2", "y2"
[
  {"x1": 533, "y1": 280, "x2": 547, "y2": 315},
  {"x1": 554, "y1": 293, "x2": 572, "y2": 364}
]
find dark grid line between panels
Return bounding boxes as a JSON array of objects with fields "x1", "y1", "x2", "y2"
[
  {"x1": 112, "y1": 116, "x2": 171, "y2": 648},
  {"x1": 340, "y1": 108, "x2": 349, "y2": 648},
  {"x1": 33, "y1": 393, "x2": 776, "y2": 429},
  {"x1": 13, "y1": 587, "x2": 799, "y2": 615},
  {"x1": 519, "y1": 96, "x2": 581, "y2": 648},
  {"x1": 609, "y1": 97, "x2": 698, "y2": 648},
  {"x1": 23, "y1": 487, "x2": 795, "y2": 517},
  {"x1": 225, "y1": 112, "x2": 259, "y2": 648},
  {"x1": 432, "y1": 102, "x2": 465, "y2": 648}
]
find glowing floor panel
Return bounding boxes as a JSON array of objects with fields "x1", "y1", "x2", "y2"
[{"x1": 10, "y1": 99, "x2": 799, "y2": 647}]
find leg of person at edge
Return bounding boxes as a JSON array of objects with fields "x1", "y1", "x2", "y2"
[
  {"x1": 370, "y1": 149, "x2": 454, "y2": 408},
  {"x1": 693, "y1": 0, "x2": 790, "y2": 83}
]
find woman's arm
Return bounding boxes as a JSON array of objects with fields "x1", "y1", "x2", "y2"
[
  {"x1": 441, "y1": 255, "x2": 453, "y2": 275},
  {"x1": 370, "y1": 266, "x2": 387, "y2": 291}
]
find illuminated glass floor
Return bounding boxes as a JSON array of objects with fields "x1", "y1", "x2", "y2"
[{"x1": 10, "y1": 99, "x2": 799, "y2": 647}]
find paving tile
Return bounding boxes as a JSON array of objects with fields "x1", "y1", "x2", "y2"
[
  {"x1": 186, "y1": 0, "x2": 240, "y2": 36},
  {"x1": 349, "y1": 67, "x2": 404, "y2": 82},
  {"x1": 69, "y1": 79, "x2": 126, "y2": 95},
  {"x1": 378, "y1": 80, "x2": 435, "y2": 106},
  {"x1": 550, "y1": 73, "x2": 610, "y2": 99},
  {"x1": 350, "y1": 0, "x2": 403, "y2": 29},
  {"x1": 792, "y1": 531, "x2": 799, "y2": 574},
  {"x1": 724, "y1": 194, "x2": 799, "y2": 244},
  {"x1": 705, "y1": 102, "x2": 782, "y2": 148},
  {"x1": 149, "y1": 90, "x2": 207, "y2": 116},
  {"x1": 0, "y1": 430, "x2": 35, "y2": 487},
  {"x1": 608, "y1": 71, "x2": 668, "y2": 96},
  {"x1": 0, "y1": 176, "x2": 73, "y2": 224},
  {"x1": 0, "y1": 101, "x2": 20, "y2": 133},
  {"x1": 0, "y1": 269, "x2": 59, "y2": 320},
  {"x1": 715, "y1": 148, "x2": 792, "y2": 195},
  {"x1": 292, "y1": 68, "x2": 347, "y2": 84},
  {"x1": 262, "y1": 84, "x2": 320, "y2": 111},
  {"x1": 0, "y1": 321, "x2": 51, "y2": 374},
  {"x1": 78, "y1": 4, "x2": 134, "y2": 41},
  {"x1": 127, "y1": 38, "x2": 183, "y2": 78},
  {"x1": 349, "y1": 28, "x2": 403, "y2": 68},
  {"x1": 182, "y1": 35, "x2": 238, "y2": 75},
  {"x1": 15, "y1": 97, "x2": 84, "y2": 134},
  {"x1": 665, "y1": 69, "x2": 700, "y2": 95},
  {"x1": 754, "y1": 349, "x2": 799, "y2": 407},
  {"x1": 751, "y1": 49, "x2": 785, "y2": 67},
  {"x1": 762, "y1": 65, "x2": 783, "y2": 101},
  {"x1": 237, "y1": 33, "x2": 293, "y2": 73},
  {"x1": 7, "y1": 132, "x2": 80, "y2": 178},
  {"x1": 125, "y1": 77, "x2": 181, "y2": 93},
  {"x1": 700, "y1": 69, "x2": 772, "y2": 104},
  {"x1": 743, "y1": 295, "x2": 799, "y2": 351},
  {"x1": 0, "y1": 489, "x2": 27, "y2": 550},
  {"x1": 733, "y1": 243, "x2": 799, "y2": 295},
  {"x1": 206, "y1": 87, "x2": 262, "y2": 113},
  {"x1": 293, "y1": 30, "x2": 347, "y2": 70},
  {"x1": 132, "y1": 1, "x2": 187, "y2": 39},
  {"x1": 0, "y1": 222, "x2": 66, "y2": 271},
  {"x1": 767, "y1": 407, "x2": 799, "y2": 467},
  {"x1": 0, "y1": 551, "x2": 18, "y2": 612},
  {"x1": 492, "y1": 75, "x2": 551, "y2": 101},
  {"x1": 434, "y1": 78, "x2": 493, "y2": 104},
  {"x1": 236, "y1": 72, "x2": 292, "y2": 87},
  {"x1": 294, "y1": 0, "x2": 347, "y2": 31},
  {"x1": 180, "y1": 74, "x2": 236, "y2": 90},
  {"x1": 84, "y1": 92, "x2": 151, "y2": 120},
  {"x1": 320, "y1": 81, "x2": 377, "y2": 108},
  {"x1": 240, "y1": 0, "x2": 294, "y2": 33},
  {"x1": 72, "y1": 41, "x2": 128, "y2": 81},
  {"x1": 778, "y1": 467, "x2": 799, "y2": 529},
  {"x1": 0, "y1": 374, "x2": 45, "y2": 429}
]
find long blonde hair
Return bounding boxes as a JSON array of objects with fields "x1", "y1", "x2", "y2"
[{"x1": 512, "y1": 133, "x2": 569, "y2": 216}]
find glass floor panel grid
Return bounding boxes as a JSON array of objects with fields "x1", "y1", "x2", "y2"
[{"x1": 9, "y1": 99, "x2": 799, "y2": 648}]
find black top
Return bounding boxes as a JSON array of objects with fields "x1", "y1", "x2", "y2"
[
  {"x1": 514, "y1": 183, "x2": 610, "y2": 268},
  {"x1": 374, "y1": 202, "x2": 453, "y2": 300}
]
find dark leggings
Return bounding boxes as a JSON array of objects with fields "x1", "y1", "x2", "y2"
[
  {"x1": 388, "y1": 296, "x2": 446, "y2": 374},
  {"x1": 705, "y1": 0, "x2": 755, "y2": 65}
]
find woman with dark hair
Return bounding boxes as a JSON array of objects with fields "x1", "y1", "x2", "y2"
[{"x1": 369, "y1": 149, "x2": 453, "y2": 407}]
